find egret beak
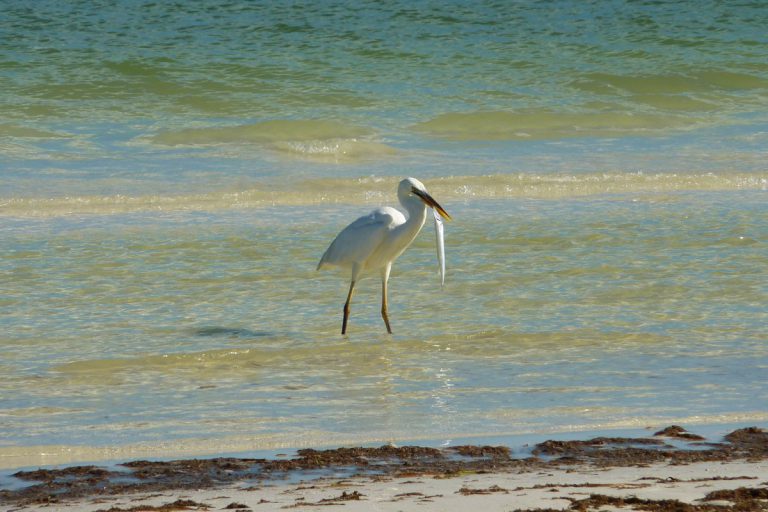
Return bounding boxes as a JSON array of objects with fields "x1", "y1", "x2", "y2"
[{"x1": 412, "y1": 187, "x2": 452, "y2": 221}]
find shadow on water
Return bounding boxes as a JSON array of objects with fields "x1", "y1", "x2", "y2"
[{"x1": 193, "y1": 326, "x2": 272, "y2": 339}]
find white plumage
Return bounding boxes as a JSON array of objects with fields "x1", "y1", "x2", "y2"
[{"x1": 318, "y1": 177, "x2": 451, "y2": 334}]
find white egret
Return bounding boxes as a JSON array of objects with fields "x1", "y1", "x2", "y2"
[{"x1": 317, "y1": 177, "x2": 452, "y2": 334}]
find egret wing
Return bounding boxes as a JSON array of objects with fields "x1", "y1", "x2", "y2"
[{"x1": 318, "y1": 208, "x2": 397, "y2": 270}]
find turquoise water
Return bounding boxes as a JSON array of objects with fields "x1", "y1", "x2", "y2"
[{"x1": 1, "y1": 1, "x2": 767, "y2": 469}]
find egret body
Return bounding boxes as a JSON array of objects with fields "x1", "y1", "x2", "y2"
[{"x1": 317, "y1": 177, "x2": 451, "y2": 334}]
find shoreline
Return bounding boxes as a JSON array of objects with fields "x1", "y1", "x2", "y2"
[
  {"x1": 2, "y1": 425, "x2": 767, "y2": 511},
  {"x1": 4, "y1": 420, "x2": 766, "y2": 472}
]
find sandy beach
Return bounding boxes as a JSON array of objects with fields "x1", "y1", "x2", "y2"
[
  {"x1": 2, "y1": 426, "x2": 767, "y2": 512},
  {"x1": 6, "y1": 458, "x2": 764, "y2": 512}
]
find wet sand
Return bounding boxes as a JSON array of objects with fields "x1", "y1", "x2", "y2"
[{"x1": 2, "y1": 426, "x2": 767, "y2": 511}]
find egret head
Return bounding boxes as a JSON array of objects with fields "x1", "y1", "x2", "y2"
[{"x1": 399, "y1": 177, "x2": 452, "y2": 221}]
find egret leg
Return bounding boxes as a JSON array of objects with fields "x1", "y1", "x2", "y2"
[
  {"x1": 342, "y1": 280, "x2": 356, "y2": 335},
  {"x1": 381, "y1": 264, "x2": 393, "y2": 334}
]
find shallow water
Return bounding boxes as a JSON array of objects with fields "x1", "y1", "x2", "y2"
[
  {"x1": 3, "y1": 191, "x2": 766, "y2": 468},
  {"x1": 2, "y1": 0, "x2": 767, "y2": 470}
]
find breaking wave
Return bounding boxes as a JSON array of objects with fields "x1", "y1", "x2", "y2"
[
  {"x1": 151, "y1": 119, "x2": 371, "y2": 145},
  {"x1": 2, "y1": 172, "x2": 765, "y2": 218},
  {"x1": 412, "y1": 109, "x2": 701, "y2": 141}
]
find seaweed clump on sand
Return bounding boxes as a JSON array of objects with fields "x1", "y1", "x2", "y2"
[
  {"x1": 723, "y1": 426, "x2": 768, "y2": 457},
  {"x1": 653, "y1": 425, "x2": 706, "y2": 441},
  {"x1": 530, "y1": 426, "x2": 768, "y2": 467},
  {"x1": 1, "y1": 426, "x2": 766, "y2": 507},
  {"x1": 511, "y1": 487, "x2": 768, "y2": 512}
]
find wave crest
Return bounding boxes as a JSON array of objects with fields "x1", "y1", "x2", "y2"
[
  {"x1": 151, "y1": 119, "x2": 371, "y2": 145},
  {"x1": 412, "y1": 109, "x2": 695, "y2": 141},
  {"x1": 3, "y1": 172, "x2": 766, "y2": 218},
  {"x1": 272, "y1": 139, "x2": 397, "y2": 161}
]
